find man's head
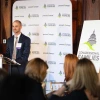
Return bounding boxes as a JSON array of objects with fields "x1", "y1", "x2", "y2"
[{"x1": 12, "y1": 20, "x2": 22, "y2": 35}]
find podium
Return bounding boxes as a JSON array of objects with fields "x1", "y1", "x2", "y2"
[{"x1": 0, "y1": 57, "x2": 21, "y2": 74}]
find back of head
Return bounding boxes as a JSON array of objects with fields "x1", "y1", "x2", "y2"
[
  {"x1": 70, "y1": 58, "x2": 98, "y2": 97},
  {"x1": 0, "y1": 75, "x2": 46, "y2": 100},
  {"x1": 25, "y1": 58, "x2": 48, "y2": 82},
  {"x1": 64, "y1": 54, "x2": 78, "y2": 81}
]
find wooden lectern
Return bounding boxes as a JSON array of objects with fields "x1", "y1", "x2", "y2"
[{"x1": 0, "y1": 57, "x2": 20, "y2": 74}]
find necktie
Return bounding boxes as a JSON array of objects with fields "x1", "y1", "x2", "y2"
[{"x1": 12, "y1": 37, "x2": 18, "y2": 60}]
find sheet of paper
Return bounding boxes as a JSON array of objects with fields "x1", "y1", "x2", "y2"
[{"x1": 0, "y1": 57, "x2": 2, "y2": 68}]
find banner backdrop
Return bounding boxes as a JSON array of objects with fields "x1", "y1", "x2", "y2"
[
  {"x1": 12, "y1": 0, "x2": 72, "y2": 93},
  {"x1": 77, "y1": 20, "x2": 100, "y2": 73}
]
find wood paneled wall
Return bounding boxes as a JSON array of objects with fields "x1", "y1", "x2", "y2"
[
  {"x1": 0, "y1": 0, "x2": 16, "y2": 54},
  {"x1": 71, "y1": 0, "x2": 83, "y2": 54},
  {"x1": 0, "y1": 0, "x2": 15, "y2": 71},
  {"x1": 83, "y1": 0, "x2": 100, "y2": 20}
]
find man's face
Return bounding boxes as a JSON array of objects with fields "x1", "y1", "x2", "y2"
[{"x1": 12, "y1": 21, "x2": 22, "y2": 35}]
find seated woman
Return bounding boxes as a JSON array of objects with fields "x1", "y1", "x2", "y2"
[
  {"x1": 47, "y1": 54, "x2": 78, "y2": 98},
  {"x1": 49, "y1": 58, "x2": 99, "y2": 100},
  {"x1": 25, "y1": 57, "x2": 48, "y2": 83},
  {"x1": 0, "y1": 74, "x2": 46, "y2": 100},
  {"x1": 64, "y1": 54, "x2": 78, "y2": 84},
  {"x1": 25, "y1": 57, "x2": 48, "y2": 97}
]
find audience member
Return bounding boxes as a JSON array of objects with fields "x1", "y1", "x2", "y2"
[
  {"x1": 49, "y1": 58, "x2": 99, "y2": 100},
  {"x1": 25, "y1": 57, "x2": 48, "y2": 83},
  {"x1": 0, "y1": 75, "x2": 46, "y2": 100},
  {"x1": 64, "y1": 54, "x2": 78, "y2": 83},
  {"x1": 25, "y1": 58, "x2": 48, "y2": 98},
  {"x1": 47, "y1": 54, "x2": 78, "y2": 98}
]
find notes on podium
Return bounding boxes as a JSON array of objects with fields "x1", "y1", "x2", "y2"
[{"x1": 0, "y1": 57, "x2": 2, "y2": 68}]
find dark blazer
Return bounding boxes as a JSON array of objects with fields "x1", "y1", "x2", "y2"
[
  {"x1": 0, "y1": 75, "x2": 46, "y2": 100},
  {"x1": 49, "y1": 89, "x2": 88, "y2": 100},
  {"x1": 4, "y1": 33, "x2": 31, "y2": 74}
]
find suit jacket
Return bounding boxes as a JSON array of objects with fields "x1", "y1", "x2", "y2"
[
  {"x1": 0, "y1": 75, "x2": 46, "y2": 100},
  {"x1": 49, "y1": 89, "x2": 88, "y2": 100},
  {"x1": 4, "y1": 33, "x2": 31, "y2": 74}
]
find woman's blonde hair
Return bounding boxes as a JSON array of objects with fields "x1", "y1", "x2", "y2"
[
  {"x1": 64, "y1": 54, "x2": 78, "y2": 81},
  {"x1": 25, "y1": 58, "x2": 48, "y2": 82},
  {"x1": 70, "y1": 58, "x2": 98, "y2": 97}
]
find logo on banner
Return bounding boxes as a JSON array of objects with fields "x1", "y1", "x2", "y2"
[
  {"x1": 58, "y1": 13, "x2": 70, "y2": 18},
  {"x1": 58, "y1": 33, "x2": 71, "y2": 37},
  {"x1": 28, "y1": 14, "x2": 39, "y2": 18},
  {"x1": 78, "y1": 51, "x2": 99, "y2": 61},
  {"x1": 59, "y1": 52, "x2": 62, "y2": 56},
  {"x1": 43, "y1": 4, "x2": 55, "y2": 8},
  {"x1": 15, "y1": 6, "x2": 26, "y2": 10},
  {"x1": 59, "y1": 71, "x2": 63, "y2": 76},
  {"x1": 44, "y1": 4, "x2": 46, "y2": 8},
  {"x1": 44, "y1": 42, "x2": 47, "y2": 46},
  {"x1": 62, "y1": 13, "x2": 70, "y2": 17},
  {"x1": 59, "y1": 52, "x2": 68, "y2": 56},
  {"x1": 28, "y1": 32, "x2": 39, "y2": 36},
  {"x1": 48, "y1": 42, "x2": 56, "y2": 46},
  {"x1": 58, "y1": 13, "x2": 61, "y2": 18},
  {"x1": 44, "y1": 23, "x2": 56, "y2": 27},
  {"x1": 44, "y1": 42, "x2": 56, "y2": 46},
  {"x1": 84, "y1": 30, "x2": 96, "y2": 51},
  {"x1": 44, "y1": 23, "x2": 47, "y2": 27},
  {"x1": 78, "y1": 30, "x2": 99, "y2": 61},
  {"x1": 15, "y1": 6, "x2": 18, "y2": 10}
]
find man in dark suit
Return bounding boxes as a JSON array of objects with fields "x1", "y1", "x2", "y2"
[{"x1": 1, "y1": 20, "x2": 31, "y2": 74}]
